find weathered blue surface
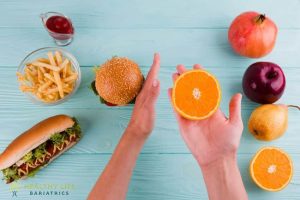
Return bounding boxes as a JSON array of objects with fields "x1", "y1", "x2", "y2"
[{"x1": 0, "y1": 0, "x2": 299, "y2": 199}]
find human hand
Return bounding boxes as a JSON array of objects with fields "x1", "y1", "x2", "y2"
[
  {"x1": 88, "y1": 54, "x2": 160, "y2": 200},
  {"x1": 128, "y1": 53, "x2": 160, "y2": 139},
  {"x1": 168, "y1": 64, "x2": 243, "y2": 168}
]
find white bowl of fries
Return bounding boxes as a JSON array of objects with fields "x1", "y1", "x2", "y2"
[{"x1": 17, "y1": 47, "x2": 81, "y2": 105}]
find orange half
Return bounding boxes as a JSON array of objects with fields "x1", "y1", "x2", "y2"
[
  {"x1": 250, "y1": 147, "x2": 293, "y2": 192},
  {"x1": 172, "y1": 69, "x2": 221, "y2": 120}
]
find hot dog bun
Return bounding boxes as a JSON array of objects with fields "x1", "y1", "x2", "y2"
[{"x1": 0, "y1": 115, "x2": 75, "y2": 170}]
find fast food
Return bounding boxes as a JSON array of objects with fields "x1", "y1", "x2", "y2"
[
  {"x1": 0, "y1": 115, "x2": 82, "y2": 184},
  {"x1": 92, "y1": 57, "x2": 144, "y2": 106},
  {"x1": 17, "y1": 51, "x2": 78, "y2": 103}
]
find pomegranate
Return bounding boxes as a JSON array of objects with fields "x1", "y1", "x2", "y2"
[{"x1": 228, "y1": 11, "x2": 278, "y2": 58}]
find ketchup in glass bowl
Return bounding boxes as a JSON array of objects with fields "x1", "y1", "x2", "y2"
[{"x1": 41, "y1": 12, "x2": 74, "y2": 46}]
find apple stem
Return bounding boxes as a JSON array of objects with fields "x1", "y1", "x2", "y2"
[
  {"x1": 255, "y1": 14, "x2": 266, "y2": 24},
  {"x1": 287, "y1": 105, "x2": 300, "y2": 110}
]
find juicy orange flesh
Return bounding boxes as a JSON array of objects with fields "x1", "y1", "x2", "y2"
[
  {"x1": 252, "y1": 149, "x2": 292, "y2": 190},
  {"x1": 174, "y1": 71, "x2": 220, "y2": 117}
]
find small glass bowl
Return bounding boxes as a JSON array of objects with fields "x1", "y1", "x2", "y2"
[
  {"x1": 17, "y1": 47, "x2": 81, "y2": 106},
  {"x1": 40, "y1": 12, "x2": 75, "y2": 46}
]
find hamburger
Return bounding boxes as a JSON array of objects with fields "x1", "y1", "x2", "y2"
[
  {"x1": 0, "y1": 115, "x2": 82, "y2": 184},
  {"x1": 91, "y1": 57, "x2": 144, "y2": 106}
]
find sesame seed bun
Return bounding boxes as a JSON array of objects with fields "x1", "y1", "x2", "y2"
[{"x1": 95, "y1": 57, "x2": 144, "y2": 105}]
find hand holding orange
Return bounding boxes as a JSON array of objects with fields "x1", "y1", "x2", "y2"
[
  {"x1": 168, "y1": 64, "x2": 243, "y2": 167},
  {"x1": 171, "y1": 66, "x2": 221, "y2": 120}
]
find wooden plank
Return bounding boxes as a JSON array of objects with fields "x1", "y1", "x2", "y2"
[
  {"x1": 1, "y1": 66, "x2": 299, "y2": 110},
  {"x1": 1, "y1": 66, "x2": 299, "y2": 154},
  {"x1": 0, "y1": 28, "x2": 299, "y2": 67},
  {"x1": 1, "y1": 0, "x2": 300, "y2": 29},
  {"x1": 0, "y1": 154, "x2": 299, "y2": 199},
  {"x1": 0, "y1": 107, "x2": 299, "y2": 155},
  {"x1": 0, "y1": 0, "x2": 299, "y2": 199}
]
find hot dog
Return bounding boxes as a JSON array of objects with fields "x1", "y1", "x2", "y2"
[{"x1": 0, "y1": 115, "x2": 82, "y2": 183}]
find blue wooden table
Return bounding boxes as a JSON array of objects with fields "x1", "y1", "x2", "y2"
[{"x1": 0, "y1": 0, "x2": 299, "y2": 199}]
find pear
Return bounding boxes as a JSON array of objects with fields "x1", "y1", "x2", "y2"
[{"x1": 248, "y1": 104, "x2": 299, "y2": 141}]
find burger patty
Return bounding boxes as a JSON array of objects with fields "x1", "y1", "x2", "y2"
[{"x1": 6, "y1": 133, "x2": 79, "y2": 183}]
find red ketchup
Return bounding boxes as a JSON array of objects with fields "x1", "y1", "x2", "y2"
[
  {"x1": 41, "y1": 12, "x2": 74, "y2": 46},
  {"x1": 46, "y1": 16, "x2": 74, "y2": 35}
]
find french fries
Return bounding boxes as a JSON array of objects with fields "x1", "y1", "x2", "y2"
[
  {"x1": 55, "y1": 51, "x2": 63, "y2": 65},
  {"x1": 31, "y1": 61, "x2": 61, "y2": 72},
  {"x1": 17, "y1": 51, "x2": 78, "y2": 103}
]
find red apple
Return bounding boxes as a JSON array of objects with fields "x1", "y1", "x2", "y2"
[{"x1": 242, "y1": 62, "x2": 286, "y2": 104}]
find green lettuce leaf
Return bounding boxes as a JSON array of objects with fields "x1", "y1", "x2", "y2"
[
  {"x1": 65, "y1": 118, "x2": 82, "y2": 138},
  {"x1": 50, "y1": 133, "x2": 65, "y2": 146},
  {"x1": 33, "y1": 143, "x2": 47, "y2": 159},
  {"x1": 2, "y1": 166, "x2": 19, "y2": 182},
  {"x1": 22, "y1": 151, "x2": 33, "y2": 163},
  {"x1": 90, "y1": 80, "x2": 99, "y2": 96}
]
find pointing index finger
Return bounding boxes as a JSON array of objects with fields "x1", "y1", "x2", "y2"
[
  {"x1": 146, "y1": 53, "x2": 160, "y2": 82},
  {"x1": 193, "y1": 64, "x2": 203, "y2": 70},
  {"x1": 176, "y1": 64, "x2": 186, "y2": 75}
]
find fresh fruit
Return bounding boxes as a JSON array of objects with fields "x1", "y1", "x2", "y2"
[
  {"x1": 248, "y1": 104, "x2": 288, "y2": 141},
  {"x1": 248, "y1": 104, "x2": 300, "y2": 141},
  {"x1": 172, "y1": 69, "x2": 221, "y2": 120},
  {"x1": 228, "y1": 11, "x2": 277, "y2": 58},
  {"x1": 243, "y1": 62, "x2": 285, "y2": 104},
  {"x1": 250, "y1": 147, "x2": 293, "y2": 191}
]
